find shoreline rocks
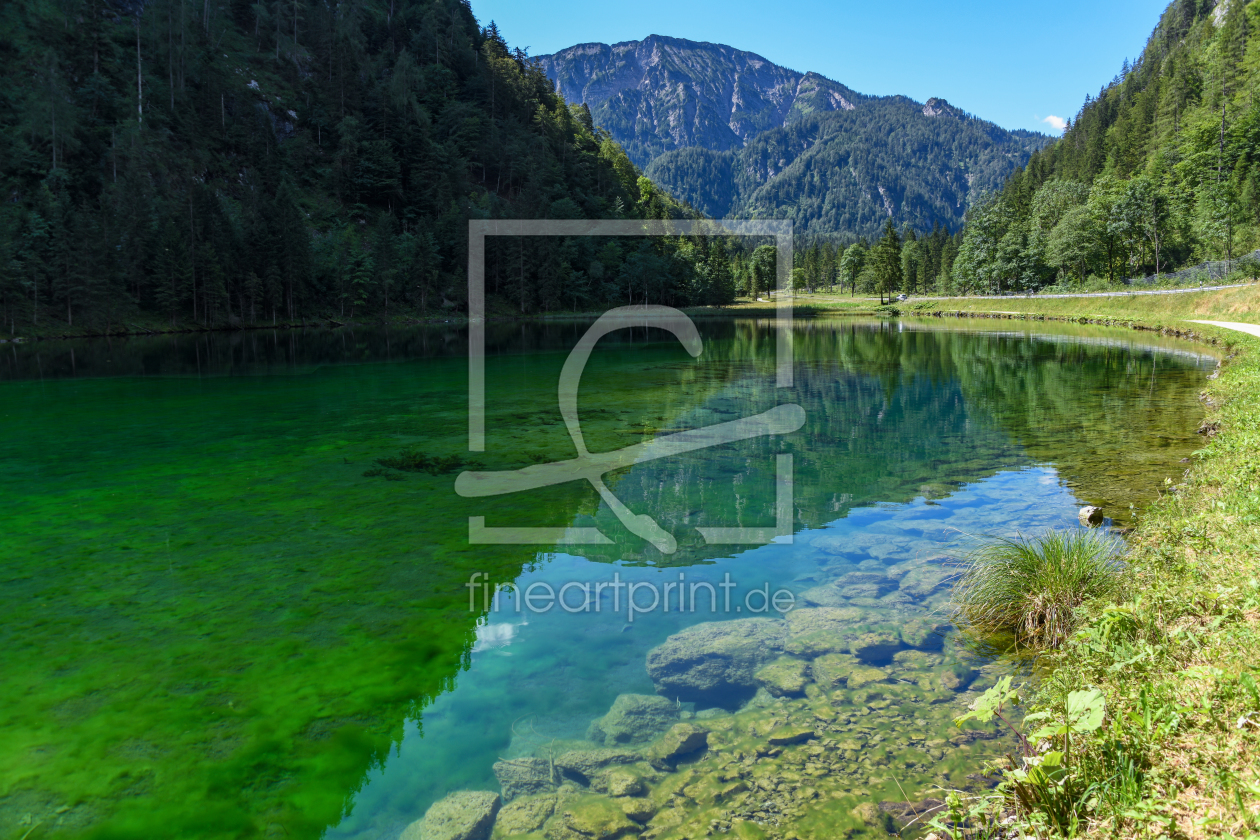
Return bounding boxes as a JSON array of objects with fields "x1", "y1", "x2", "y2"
[{"x1": 1079, "y1": 505, "x2": 1104, "y2": 526}]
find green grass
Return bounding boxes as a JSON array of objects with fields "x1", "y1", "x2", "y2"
[
  {"x1": 951, "y1": 530, "x2": 1126, "y2": 650},
  {"x1": 929, "y1": 290, "x2": 1260, "y2": 838}
]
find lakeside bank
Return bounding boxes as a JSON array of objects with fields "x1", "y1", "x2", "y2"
[{"x1": 909, "y1": 296, "x2": 1260, "y2": 837}]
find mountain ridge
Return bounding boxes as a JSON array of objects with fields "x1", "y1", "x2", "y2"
[
  {"x1": 539, "y1": 35, "x2": 867, "y2": 163},
  {"x1": 539, "y1": 35, "x2": 1051, "y2": 239}
]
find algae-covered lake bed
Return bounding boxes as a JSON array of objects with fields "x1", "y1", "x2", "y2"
[{"x1": 0, "y1": 318, "x2": 1218, "y2": 839}]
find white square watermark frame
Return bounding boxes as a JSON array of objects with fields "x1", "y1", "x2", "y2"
[{"x1": 462, "y1": 219, "x2": 797, "y2": 552}]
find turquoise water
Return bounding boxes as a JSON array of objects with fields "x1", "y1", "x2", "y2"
[{"x1": 0, "y1": 319, "x2": 1214, "y2": 839}]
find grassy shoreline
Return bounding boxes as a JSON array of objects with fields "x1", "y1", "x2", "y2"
[{"x1": 917, "y1": 295, "x2": 1260, "y2": 837}]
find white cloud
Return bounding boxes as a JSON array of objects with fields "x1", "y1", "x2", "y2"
[{"x1": 1042, "y1": 115, "x2": 1068, "y2": 132}]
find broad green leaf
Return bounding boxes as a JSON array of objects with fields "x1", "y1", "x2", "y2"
[
  {"x1": 954, "y1": 676, "x2": 1017, "y2": 727},
  {"x1": 1066, "y1": 688, "x2": 1106, "y2": 733}
]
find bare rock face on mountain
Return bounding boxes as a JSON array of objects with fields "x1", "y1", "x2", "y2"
[
  {"x1": 538, "y1": 35, "x2": 1050, "y2": 238},
  {"x1": 645, "y1": 618, "x2": 786, "y2": 707}
]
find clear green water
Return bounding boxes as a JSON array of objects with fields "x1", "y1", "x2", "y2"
[{"x1": 0, "y1": 319, "x2": 1214, "y2": 839}]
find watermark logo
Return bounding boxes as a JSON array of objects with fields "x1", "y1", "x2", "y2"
[
  {"x1": 458, "y1": 220, "x2": 799, "y2": 554},
  {"x1": 466, "y1": 571, "x2": 797, "y2": 621}
]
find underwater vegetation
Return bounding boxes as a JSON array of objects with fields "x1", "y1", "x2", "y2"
[{"x1": 377, "y1": 450, "x2": 474, "y2": 475}]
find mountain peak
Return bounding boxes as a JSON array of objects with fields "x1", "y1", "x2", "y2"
[
  {"x1": 922, "y1": 98, "x2": 962, "y2": 118},
  {"x1": 537, "y1": 38, "x2": 864, "y2": 163},
  {"x1": 538, "y1": 37, "x2": 1050, "y2": 238}
]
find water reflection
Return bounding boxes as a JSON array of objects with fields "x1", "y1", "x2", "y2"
[{"x1": 0, "y1": 319, "x2": 1214, "y2": 840}]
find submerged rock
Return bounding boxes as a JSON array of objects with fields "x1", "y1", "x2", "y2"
[
  {"x1": 543, "y1": 794, "x2": 642, "y2": 840},
  {"x1": 897, "y1": 566, "x2": 955, "y2": 600},
  {"x1": 849, "y1": 630, "x2": 903, "y2": 664},
  {"x1": 754, "y1": 657, "x2": 809, "y2": 697},
  {"x1": 494, "y1": 757, "x2": 557, "y2": 802},
  {"x1": 900, "y1": 618, "x2": 948, "y2": 649},
  {"x1": 645, "y1": 618, "x2": 786, "y2": 707},
  {"x1": 598, "y1": 768, "x2": 646, "y2": 798},
  {"x1": 880, "y1": 798, "x2": 947, "y2": 827},
  {"x1": 891, "y1": 650, "x2": 943, "y2": 670},
  {"x1": 616, "y1": 797, "x2": 657, "y2": 822},
  {"x1": 845, "y1": 664, "x2": 890, "y2": 688},
  {"x1": 766, "y1": 725, "x2": 814, "y2": 746},
  {"x1": 810, "y1": 653, "x2": 862, "y2": 688},
  {"x1": 555, "y1": 749, "x2": 641, "y2": 782},
  {"x1": 649, "y1": 723, "x2": 709, "y2": 765},
  {"x1": 850, "y1": 802, "x2": 889, "y2": 828},
  {"x1": 586, "y1": 694, "x2": 679, "y2": 746},
  {"x1": 783, "y1": 607, "x2": 865, "y2": 656},
  {"x1": 939, "y1": 667, "x2": 976, "y2": 691},
  {"x1": 797, "y1": 584, "x2": 848, "y2": 608},
  {"x1": 834, "y1": 571, "x2": 900, "y2": 599},
  {"x1": 492, "y1": 794, "x2": 558, "y2": 837},
  {"x1": 401, "y1": 790, "x2": 501, "y2": 840}
]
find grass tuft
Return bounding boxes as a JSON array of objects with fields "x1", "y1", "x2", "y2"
[{"x1": 951, "y1": 529, "x2": 1126, "y2": 649}]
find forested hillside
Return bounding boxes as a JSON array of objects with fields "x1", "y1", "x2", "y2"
[
  {"x1": 954, "y1": 0, "x2": 1260, "y2": 292},
  {"x1": 645, "y1": 99, "x2": 1046, "y2": 240},
  {"x1": 540, "y1": 36, "x2": 1050, "y2": 241},
  {"x1": 0, "y1": 0, "x2": 736, "y2": 336}
]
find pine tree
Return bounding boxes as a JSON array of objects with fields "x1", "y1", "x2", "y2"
[{"x1": 873, "y1": 219, "x2": 902, "y2": 303}]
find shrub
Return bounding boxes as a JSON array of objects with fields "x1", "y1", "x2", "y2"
[{"x1": 951, "y1": 529, "x2": 1125, "y2": 649}]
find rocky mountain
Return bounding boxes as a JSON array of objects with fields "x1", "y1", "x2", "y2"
[{"x1": 539, "y1": 36, "x2": 1051, "y2": 239}]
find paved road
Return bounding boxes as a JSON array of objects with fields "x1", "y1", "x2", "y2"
[{"x1": 1188, "y1": 320, "x2": 1260, "y2": 337}]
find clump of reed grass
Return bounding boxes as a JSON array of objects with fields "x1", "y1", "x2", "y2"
[{"x1": 951, "y1": 529, "x2": 1125, "y2": 649}]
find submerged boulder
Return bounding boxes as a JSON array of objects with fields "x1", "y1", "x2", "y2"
[
  {"x1": 845, "y1": 664, "x2": 890, "y2": 688},
  {"x1": 798, "y1": 584, "x2": 850, "y2": 608},
  {"x1": 880, "y1": 798, "x2": 947, "y2": 827},
  {"x1": 834, "y1": 571, "x2": 900, "y2": 599},
  {"x1": 645, "y1": 618, "x2": 786, "y2": 707},
  {"x1": 939, "y1": 666, "x2": 977, "y2": 691},
  {"x1": 543, "y1": 794, "x2": 642, "y2": 840},
  {"x1": 849, "y1": 630, "x2": 903, "y2": 664},
  {"x1": 809, "y1": 653, "x2": 862, "y2": 688},
  {"x1": 401, "y1": 790, "x2": 501, "y2": 840},
  {"x1": 900, "y1": 618, "x2": 948, "y2": 649},
  {"x1": 891, "y1": 650, "x2": 943, "y2": 671},
  {"x1": 766, "y1": 725, "x2": 814, "y2": 746},
  {"x1": 555, "y1": 749, "x2": 641, "y2": 782},
  {"x1": 616, "y1": 797, "x2": 657, "y2": 823},
  {"x1": 897, "y1": 566, "x2": 955, "y2": 600},
  {"x1": 586, "y1": 694, "x2": 679, "y2": 746},
  {"x1": 784, "y1": 607, "x2": 865, "y2": 656},
  {"x1": 492, "y1": 794, "x2": 558, "y2": 837},
  {"x1": 494, "y1": 757, "x2": 557, "y2": 802},
  {"x1": 754, "y1": 657, "x2": 809, "y2": 697},
  {"x1": 649, "y1": 723, "x2": 709, "y2": 765},
  {"x1": 597, "y1": 767, "x2": 646, "y2": 798}
]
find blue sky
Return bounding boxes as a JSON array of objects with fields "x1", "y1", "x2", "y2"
[{"x1": 470, "y1": 0, "x2": 1171, "y2": 135}]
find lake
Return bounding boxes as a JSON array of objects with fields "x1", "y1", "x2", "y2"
[{"x1": 0, "y1": 317, "x2": 1214, "y2": 839}]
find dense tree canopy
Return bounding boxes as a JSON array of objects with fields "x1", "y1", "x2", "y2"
[
  {"x1": 954, "y1": 0, "x2": 1260, "y2": 291},
  {"x1": 0, "y1": 0, "x2": 737, "y2": 334}
]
